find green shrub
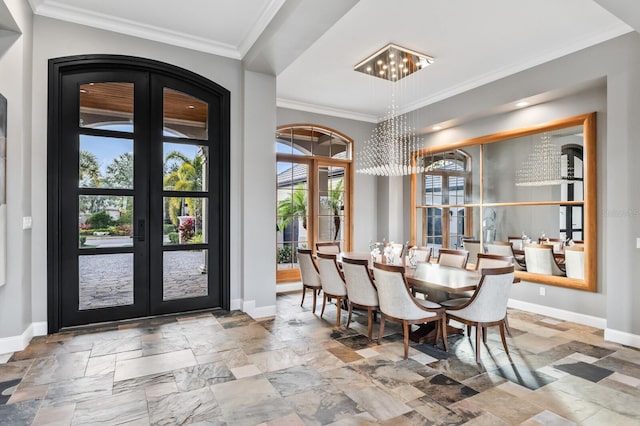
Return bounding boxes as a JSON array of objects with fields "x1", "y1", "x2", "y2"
[
  {"x1": 190, "y1": 233, "x2": 203, "y2": 244},
  {"x1": 278, "y1": 245, "x2": 292, "y2": 263},
  {"x1": 163, "y1": 224, "x2": 176, "y2": 234},
  {"x1": 168, "y1": 232, "x2": 179, "y2": 244},
  {"x1": 79, "y1": 236, "x2": 86, "y2": 247},
  {"x1": 86, "y1": 211, "x2": 114, "y2": 229}
]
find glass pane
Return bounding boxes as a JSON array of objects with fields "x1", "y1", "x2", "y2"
[
  {"x1": 79, "y1": 135, "x2": 133, "y2": 189},
  {"x1": 163, "y1": 250, "x2": 208, "y2": 301},
  {"x1": 331, "y1": 137, "x2": 348, "y2": 159},
  {"x1": 449, "y1": 176, "x2": 466, "y2": 205},
  {"x1": 80, "y1": 82, "x2": 133, "y2": 130},
  {"x1": 163, "y1": 197, "x2": 207, "y2": 245},
  {"x1": 163, "y1": 143, "x2": 208, "y2": 191},
  {"x1": 276, "y1": 128, "x2": 293, "y2": 155},
  {"x1": 291, "y1": 127, "x2": 313, "y2": 156},
  {"x1": 163, "y1": 88, "x2": 208, "y2": 139},
  {"x1": 277, "y1": 162, "x2": 308, "y2": 190},
  {"x1": 79, "y1": 253, "x2": 133, "y2": 310},
  {"x1": 424, "y1": 175, "x2": 443, "y2": 205},
  {"x1": 79, "y1": 195, "x2": 133, "y2": 248},
  {"x1": 276, "y1": 243, "x2": 295, "y2": 270}
]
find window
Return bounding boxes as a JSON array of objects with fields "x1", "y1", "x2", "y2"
[{"x1": 276, "y1": 125, "x2": 352, "y2": 282}]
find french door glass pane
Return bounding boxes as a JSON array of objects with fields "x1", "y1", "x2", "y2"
[
  {"x1": 277, "y1": 242, "x2": 303, "y2": 270},
  {"x1": 163, "y1": 197, "x2": 208, "y2": 245},
  {"x1": 80, "y1": 82, "x2": 134, "y2": 130},
  {"x1": 424, "y1": 175, "x2": 442, "y2": 205},
  {"x1": 79, "y1": 195, "x2": 133, "y2": 248},
  {"x1": 163, "y1": 250, "x2": 208, "y2": 301},
  {"x1": 163, "y1": 88, "x2": 208, "y2": 139},
  {"x1": 79, "y1": 253, "x2": 133, "y2": 310},
  {"x1": 163, "y1": 143, "x2": 208, "y2": 191},
  {"x1": 79, "y1": 135, "x2": 133, "y2": 189}
]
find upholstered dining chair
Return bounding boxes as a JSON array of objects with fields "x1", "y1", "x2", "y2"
[
  {"x1": 373, "y1": 262, "x2": 448, "y2": 359},
  {"x1": 437, "y1": 248, "x2": 469, "y2": 269},
  {"x1": 445, "y1": 266, "x2": 515, "y2": 363},
  {"x1": 316, "y1": 252, "x2": 348, "y2": 327},
  {"x1": 297, "y1": 248, "x2": 322, "y2": 313},
  {"x1": 524, "y1": 243, "x2": 565, "y2": 276},
  {"x1": 341, "y1": 256, "x2": 379, "y2": 341},
  {"x1": 564, "y1": 246, "x2": 585, "y2": 279},
  {"x1": 315, "y1": 241, "x2": 341, "y2": 254},
  {"x1": 385, "y1": 242, "x2": 406, "y2": 261},
  {"x1": 486, "y1": 241, "x2": 526, "y2": 270},
  {"x1": 411, "y1": 246, "x2": 432, "y2": 263},
  {"x1": 442, "y1": 253, "x2": 515, "y2": 336},
  {"x1": 462, "y1": 239, "x2": 483, "y2": 266}
]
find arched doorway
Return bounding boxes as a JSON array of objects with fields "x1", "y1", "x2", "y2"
[{"x1": 47, "y1": 55, "x2": 230, "y2": 331}]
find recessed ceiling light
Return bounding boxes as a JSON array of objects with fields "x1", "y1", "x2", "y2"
[
  {"x1": 432, "y1": 126, "x2": 442, "y2": 131},
  {"x1": 516, "y1": 101, "x2": 529, "y2": 108}
]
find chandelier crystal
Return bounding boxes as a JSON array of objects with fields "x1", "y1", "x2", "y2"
[
  {"x1": 515, "y1": 132, "x2": 574, "y2": 186},
  {"x1": 354, "y1": 44, "x2": 433, "y2": 176}
]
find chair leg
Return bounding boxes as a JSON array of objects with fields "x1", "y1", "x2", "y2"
[
  {"x1": 320, "y1": 294, "x2": 327, "y2": 318},
  {"x1": 346, "y1": 303, "x2": 353, "y2": 329},
  {"x1": 367, "y1": 308, "x2": 373, "y2": 341},
  {"x1": 475, "y1": 323, "x2": 482, "y2": 363},
  {"x1": 504, "y1": 313, "x2": 513, "y2": 337},
  {"x1": 467, "y1": 325, "x2": 472, "y2": 336},
  {"x1": 377, "y1": 316, "x2": 385, "y2": 344},
  {"x1": 335, "y1": 297, "x2": 342, "y2": 327},
  {"x1": 434, "y1": 319, "x2": 442, "y2": 347},
  {"x1": 402, "y1": 320, "x2": 409, "y2": 360},
  {"x1": 312, "y1": 289, "x2": 317, "y2": 313},
  {"x1": 300, "y1": 286, "x2": 306, "y2": 307},
  {"x1": 499, "y1": 322, "x2": 509, "y2": 355},
  {"x1": 482, "y1": 326, "x2": 487, "y2": 343},
  {"x1": 441, "y1": 317, "x2": 449, "y2": 352}
]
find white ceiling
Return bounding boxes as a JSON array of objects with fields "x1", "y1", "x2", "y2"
[{"x1": 29, "y1": 0, "x2": 640, "y2": 123}]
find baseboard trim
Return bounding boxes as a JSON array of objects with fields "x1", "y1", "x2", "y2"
[
  {"x1": 0, "y1": 321, "x2": 48, "y2": 354},
  {"x1": 604, "y1": 328, "x2": 640, "y2": 348},
  {"x1": 242, "y1": 300, "x2": 276, "y2": 319},
  {"x1": 508, "y1": 298, "x2": 607, "y2": 329},
  {"x1": 230, "y1": 298, "x2": 242, "y2": 311},
  {"x1": 276, "y1": 282, "x2": 302, "y2": 294}
]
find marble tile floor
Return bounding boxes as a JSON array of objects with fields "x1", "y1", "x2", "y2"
[{"x1": 1, "y1": 293, "x2": 640, "y2": 425}]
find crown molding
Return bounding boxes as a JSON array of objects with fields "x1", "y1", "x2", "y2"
[
  {"x1": 237, "y1": 0, "x2": 286, "y2": 58},
  {"x1": 29, "y1": 0, "x2": 242, "y2": 59},
  {"x1": 277, "y1": 98, "x2": 378, "y2": 123}
]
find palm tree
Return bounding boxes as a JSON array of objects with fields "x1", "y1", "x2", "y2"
[
  {"x1": 277, "y1": 184, "x2": 307, "y2": 233},
  {"x1": 326, "y1": 178, "x2": 344, "y2": 240},
  {"x1": 163, "y1": 149, "x2": 204, "y2": 227}
]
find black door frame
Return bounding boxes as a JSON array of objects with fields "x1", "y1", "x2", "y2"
[{"x1": 47, "y1": 55, "x2": 230, "y2": 333}]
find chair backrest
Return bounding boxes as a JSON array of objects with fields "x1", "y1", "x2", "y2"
[
  {"x1": 298, "y1": 248, "x2": 321, "y2": 287},
  {"x1": 341, "y1": 257, "x2": 378, "y2": 307},
  {"x1": 316, "y1": 241, "x2": 341, "y2": 254},
  {"x1": 462, "y1": 239, "x2": 482, "y2": 265},
  {"x1": 545, "y1": 238, "x2": 564, "y2": 252},
  {"x1": 508, "y1": 236, "x2": 524, "y2": 251},
  {"x1": 451, "y1": 266, "x2": 515, "y2": 322},
  {"x1": 386, "y1": 242, "x2": 405, "y2": 258},
  {"x1": 372, "y1": 263, "x2": 437, "y2": 321},
  {"x1": 475, "y1": 253, "x2": 514, "y2": 272},
  {"x1": 524, "y1": 243, "x2": 565, "y2": 276},
  {"x1": 564, "y1": 246, "x2": 585, "y2": 279},
  {"x1": 486, "y1": 242, "x2": 526, "y2": 271},
  {"x1": 437, "y1": 249, "x2": 469, "y2": 269},
  {"x1": 316, "y1": 252, "x2": 347, "y2": 296},
  {"x1": 410, "y1": 246, "x2": 432, "y2": 263}
]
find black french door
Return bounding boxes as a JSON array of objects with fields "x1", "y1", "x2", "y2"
[{"x1": 48, "y1": 56, "x2": 229, "y2": 331}]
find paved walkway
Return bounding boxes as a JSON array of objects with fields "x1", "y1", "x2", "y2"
[{"x1": 79, "y1": 251, "x2": 208, "y2": 310}]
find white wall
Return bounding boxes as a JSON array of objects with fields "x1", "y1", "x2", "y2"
[{"x1": 0, "y1": 0, "x2": 34, "y2": 346}]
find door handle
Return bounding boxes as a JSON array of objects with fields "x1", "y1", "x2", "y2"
[{"x1": 132, "y1": 219, "x2": 145, "y2": 241}]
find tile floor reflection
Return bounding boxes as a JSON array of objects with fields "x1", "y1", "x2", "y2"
[{"x1": 1, "y1": 293, "x2": 640, "y2": 424}]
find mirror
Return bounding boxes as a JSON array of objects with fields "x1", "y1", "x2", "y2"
[{"x1": 411, "y1": 113, "x2": 596, "y2": 291}]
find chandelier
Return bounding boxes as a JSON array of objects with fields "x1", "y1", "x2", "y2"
[
  {"x1": 515, "y1": 132, "x2": 575, "y2": 186},
  {"x1": 354, "y1": 44, "x2": 434, "y2": 176}
]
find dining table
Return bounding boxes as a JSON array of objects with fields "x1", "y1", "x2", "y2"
[{"x1": 339, "y1": 252, "x2": 518, "y2": 343}]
